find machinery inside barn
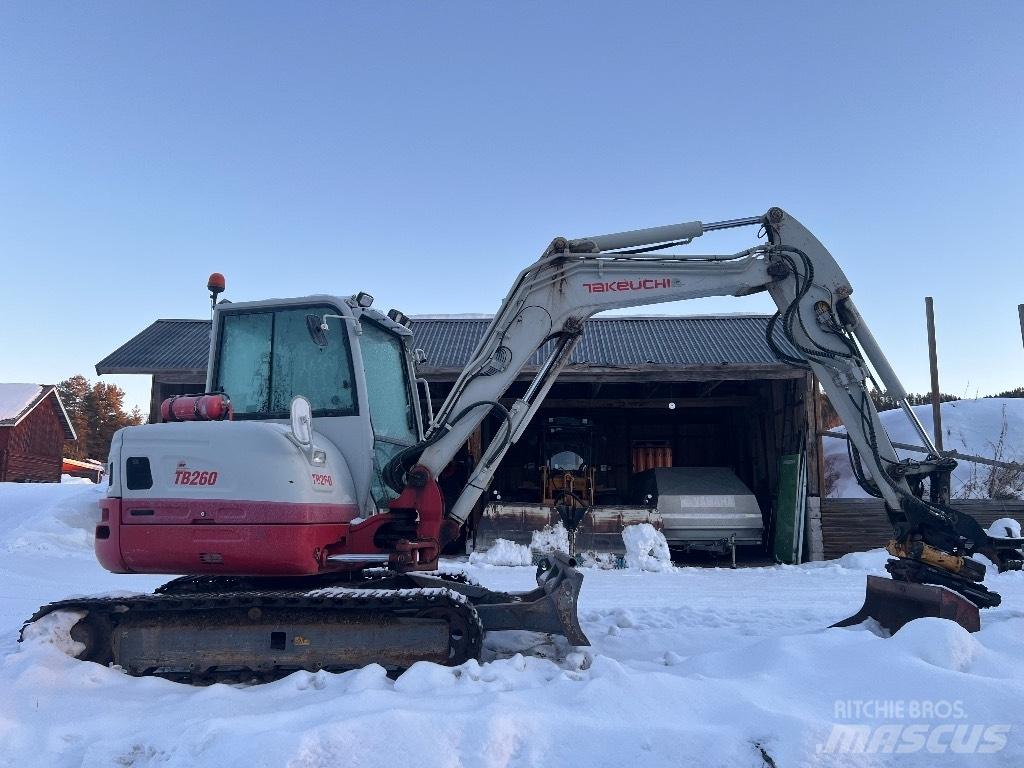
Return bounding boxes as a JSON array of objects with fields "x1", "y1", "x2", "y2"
[{"x1": 414, "y1": 316, "x2": 823, "y2": 561}]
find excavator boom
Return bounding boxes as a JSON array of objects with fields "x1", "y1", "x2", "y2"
[{"x1": 385, "y1": 206, "x2": 1022, "y2": 623}]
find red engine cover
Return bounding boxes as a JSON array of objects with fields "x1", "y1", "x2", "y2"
[{"x1": 97, "y1": 497, "x2": 364, "y2": 575}]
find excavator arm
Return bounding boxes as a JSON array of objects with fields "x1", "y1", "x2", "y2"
[{"x1": 387, "y1": 206, "x2": 1023, "y2": 609}]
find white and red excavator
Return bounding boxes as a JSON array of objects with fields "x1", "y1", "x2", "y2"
[{"x1": 23, "y1": 207, "x2": 1024, "y2": 682}]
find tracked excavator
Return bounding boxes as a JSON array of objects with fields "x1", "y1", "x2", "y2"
[{"x1": 23, "y1": 207, "x2": 1024, "y2": 682}]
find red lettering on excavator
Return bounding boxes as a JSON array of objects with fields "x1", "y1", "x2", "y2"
[
  {"x1": 174, "y1": 469, "x2": 219, "y2": 486},
  {"x1": 582, "y1": 278, "x2": 672, "y2": 293}
]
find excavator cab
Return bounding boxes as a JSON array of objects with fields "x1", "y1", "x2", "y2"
[
  {"x1": 95, "y1": 295, "x2": 428, "y2": 576},
  {"x1": 211, "y1": 295, "x2": 425, "y2": 517}
]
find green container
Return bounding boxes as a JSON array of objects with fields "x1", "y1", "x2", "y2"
[{"x1": 773, "y1": 452, "x2": 806, "y2": 564}]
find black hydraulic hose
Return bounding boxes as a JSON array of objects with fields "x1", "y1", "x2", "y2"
[
  {"x1": 766, "y1": 251, "x2": 957, "y2": 524},
  {"x1": 767, "y1": 247, "x2": 858, "y2": 368},
  {"x1": 767, "y1": 246, "x2": 893, "y2": 500},
  {"x1": 382, "y1": 400, "x2": 513, "y2": 495},
  {"x1": 848, "y1": 438, "x2": 883, "y2": 498}
]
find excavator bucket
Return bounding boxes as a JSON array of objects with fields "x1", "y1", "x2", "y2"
[
  {"x1": 408, "y1": 552, "x2": 590, "y2": 646},
  {"x1": 832, "y1": 575, "x2": 980, "y2": 635}
]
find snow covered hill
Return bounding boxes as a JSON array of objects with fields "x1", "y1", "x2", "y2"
[
  {"x1": 824, "y1": 398, "x2": 1024, "y2": 499},
  {"x1": 1, "y1": 482, "x2": 1023, "y2": 766}
]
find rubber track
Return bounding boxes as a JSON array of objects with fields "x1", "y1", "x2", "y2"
[
  {"x1": 21, "y1": 587, "x2": 484, "y2": 684},
  {"x1": 152, "y1": 569, "x2": 480, "y2": 596}
]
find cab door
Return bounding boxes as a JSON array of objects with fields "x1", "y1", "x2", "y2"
[{"x1": 359, "y1": 320, "x2": 420, "y2": 508}]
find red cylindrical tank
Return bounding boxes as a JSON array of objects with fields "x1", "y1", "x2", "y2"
[{"x1": 160, "y1": 394, "x2": 233, "y2": 422}]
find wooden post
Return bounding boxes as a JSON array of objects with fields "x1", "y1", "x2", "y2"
[
  {"x1": 1019, "y1": 304, "x2": 1024, "y2": 353},
  {"x1": 803, "y1": 373, "x2": 822, "y2": 497},
  {"x1": 466, "y1": 423, "x2": 485, "y2": 543},
  {"x1": 925, "y1": 297, "x2": 943, "y2": 451},
  {"x1": 467, "y1": 424, "x2": 483, "y2": 465},
  {"x1": 149, "y1": 376, "x2": 162, "y2": 425}
]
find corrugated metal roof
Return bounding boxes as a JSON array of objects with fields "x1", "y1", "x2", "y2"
[
  {"x1": 95, "y1": 319, "x2": 211, "y2": 375},
  {"x1": 95, "y1": 315, "x2": 797, "y2": 376},
  {"x1": 411, "y1": 315, "x2": 798, "y2": 371}
]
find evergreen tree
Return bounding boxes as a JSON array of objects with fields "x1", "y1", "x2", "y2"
[
  {"x1": 57, "y1": 375, "x2": 144, "y2": 461},
  {"x1": 868, "y1": 389, "x2": 960, "y2": 412},
  {"x1": 57, "y1": 375, "x2": 92, "y2": 460},
  {"x1": 989, "y1": 386, "x2": 1024, "y2": 398}
]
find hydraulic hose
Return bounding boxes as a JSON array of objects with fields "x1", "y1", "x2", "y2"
[{"x1": 382, "y1": 400, "x2": 512, "y2": 494}]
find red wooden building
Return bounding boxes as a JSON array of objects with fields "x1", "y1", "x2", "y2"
[{"x1": 0, "y1": 384, "x2": 77, "y2": 483}]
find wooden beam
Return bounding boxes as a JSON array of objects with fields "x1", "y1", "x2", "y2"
[
  {"x1": 697, "y1": 380, "x2": 723, "y2": 398},
  {"x1": 420, "y1": 365, "x2": 806, "y2": 383},
  {"x1": 1019, "y1": 304, "x2": 1024, "y2": 353},
  {"x1": 149, "y1": 375, "x2": 161, "y2": 425},
  {"x1": 502, "y1": 396, "x2": 759, "y2": 410},
  {"x1": 812, "y1": 376, "x2": 826, "y2": 497},
  {"x1": 804, "y1": 373, "x2": 822, "y2": 497},
  {"x1": 97, "y1": 367, "x2": 207, "y2": 377},
  {"x1": 467, "y1": 424, "x2": 482, "y2": 464},
  {"x1": 820, "y1": 430, "x2": 1023, "y2": 471},
  {"x1": 153, "y1": 373, "x2": 208, "y2": 385},
  {"x1": 925, "y1": 297, "x2": 943, "y2": 451}
]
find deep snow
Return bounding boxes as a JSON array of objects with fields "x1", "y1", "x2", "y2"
[
  {"x1": 825, "y1": 398, "x2": 1024, "y2": 499},
  {"x1": 1, "y1": 482, "x2": 1023, "y2": 767}
]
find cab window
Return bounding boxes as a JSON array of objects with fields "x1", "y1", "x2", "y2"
[
  {"x1": 215, "y1": 305, "x2": 357, "y2": 419},
  {"x1": 360, "y1": 321, "x2": 417, "y2": 443},
  {"x1": 360, "y1": 321, "x2": 418, "y2": 508}
]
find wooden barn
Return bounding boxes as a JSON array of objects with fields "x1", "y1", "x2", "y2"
[{"x1": 0, "y1": 384, "x2": 77, "y2": 483}]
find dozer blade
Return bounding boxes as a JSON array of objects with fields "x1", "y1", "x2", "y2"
[
  {"x1": 474, "y1": 502, "x2": 662, "y2": 556},
  {"x1": 408, "y1": 552, "x2": 590, "y2": 646},
  {"x1": 832, "y1": 575, "x2": 980, "y2": 635}
]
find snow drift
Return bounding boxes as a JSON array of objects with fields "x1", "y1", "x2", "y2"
[
  {"x1": 0, "y1": 479, "x2": 104, "y2": 555},
  {"x1": 468, "y1": 538, "x2": 532, "y2": 566},
  {"x1": 530, "y1": 521, "x2": 569, "y2": 555},
  {"x1": 825, "y1": 398, "x2": 1024, "y2": 499},
  {"x1": 622, "y1": 522, "x2": 673, "y2": 572}
]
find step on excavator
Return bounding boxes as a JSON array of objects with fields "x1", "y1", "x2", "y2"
[{"x1": 23, "y1": 207, "x2": 1024, "y2": 682}]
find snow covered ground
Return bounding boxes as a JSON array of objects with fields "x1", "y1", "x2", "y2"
[
  {"x1": 2, "y1": 482, "x2": 1023, "y2": 766},
  {"x1": 825, "y1": 398, "x2": 1024, "y2": 499}
]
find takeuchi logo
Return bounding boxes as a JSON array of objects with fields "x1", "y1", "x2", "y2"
[{"x1": 582, "y1": 278, "x2": 676, "y2": 293}]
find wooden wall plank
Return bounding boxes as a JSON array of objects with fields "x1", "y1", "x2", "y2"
[{"x1": 821, "y1": 498, "x2": 1024, "y2": 559}]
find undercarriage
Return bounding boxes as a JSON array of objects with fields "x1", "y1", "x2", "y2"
[{"x1": 21, "y1": 554, "x2": 586, "y2": 685}]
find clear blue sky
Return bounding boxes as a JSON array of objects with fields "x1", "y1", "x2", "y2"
[{"x1": 2, "y1": 2, "x2": 1022, "y2": 415}]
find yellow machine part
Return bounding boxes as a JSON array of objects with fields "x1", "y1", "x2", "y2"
[
  {"x1": 541, "y1": 466, "x2": 595, "y2": 506},
  {"x1": 886, "y1": 538, "x2": 964, "y2": 574}
]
